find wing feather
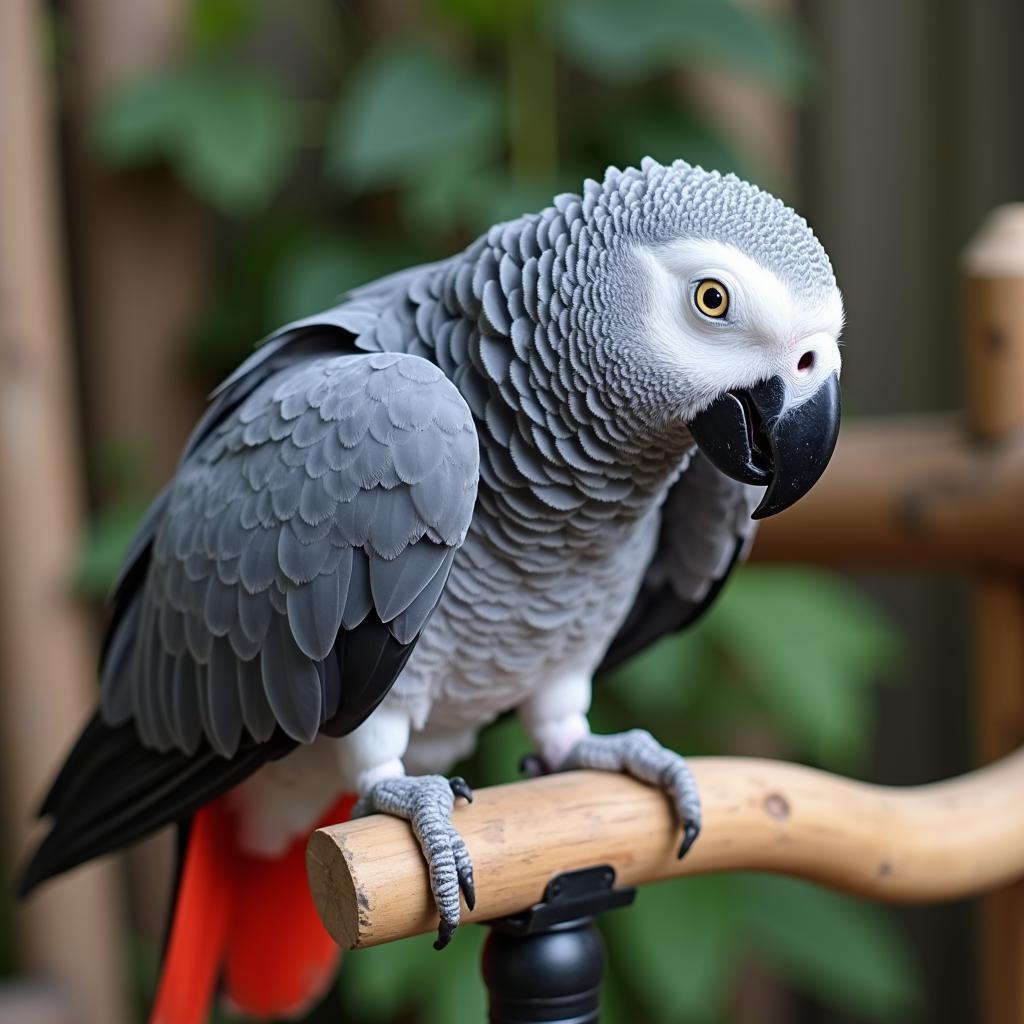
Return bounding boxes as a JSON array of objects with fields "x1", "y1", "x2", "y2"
[
  {"x1": 123, "y1": 352, "x2": 478, "y2": 754},
  {"x1": 25, "y1": 271, "x2": 482, "y2": 895},
  {"x1": 599, "y1": 451, "x2": 761, "y2": 672}
]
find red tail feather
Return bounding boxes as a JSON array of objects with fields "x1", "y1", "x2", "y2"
[
  {"x1": 149, "y1": 803, "x2": 235, "y2": 1024},
  {"x1": 150, "y1": 793, "x2": 356, "y2": 1024}
]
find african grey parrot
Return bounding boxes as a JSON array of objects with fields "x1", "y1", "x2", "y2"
[{"x1": 21, "y1": 158, "x2": 842, "y2": 1022}]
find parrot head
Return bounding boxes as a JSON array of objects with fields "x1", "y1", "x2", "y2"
[{"x1": 581, "y1": 158, "x2": 843, "y2": 518}]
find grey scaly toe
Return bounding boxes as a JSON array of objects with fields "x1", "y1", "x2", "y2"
[
  {"x1": 563, "y1": 729, "x2": 702, "y2": 857},
  {"x1": 353, "y1": 774, "x2": 475, "y2": 948}
]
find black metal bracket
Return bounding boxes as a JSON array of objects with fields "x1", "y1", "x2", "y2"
[
  {"x1": 490, "y1": 864, "x2": 637, "y2": 934},
  {"x1": 481, "y1": 866, "x2": 636, "y2": 1024}
]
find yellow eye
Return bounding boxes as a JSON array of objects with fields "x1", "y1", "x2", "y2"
[{"x1": 694, "y1": 279, "x2": 729, "y2": 319}]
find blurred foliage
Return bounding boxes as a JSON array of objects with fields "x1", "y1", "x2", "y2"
[
  {"x1": 89, "y1": 0, "x2": 815, "y2": 378},
  {"x1": 79, "y1": 0, "x2": 920, "y2": 1021},
  {"x1": 553, "y1": 0, "x2": 814, "y2": 92},
  {"x1": 76, "y1": 441, "x2": 156, "y2": 597},
  {"x1": 327, "y1": 43, "x2": 503, "y2": 189},
  {"x1": 96, "y1": 65, "x2": 297, "y2": 212}
]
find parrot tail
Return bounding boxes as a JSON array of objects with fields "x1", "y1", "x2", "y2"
[{"x1": 150, "y1": 793, "x2": 356, "y2": 1024}]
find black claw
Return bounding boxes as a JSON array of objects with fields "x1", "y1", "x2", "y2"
[
  {"x1": 434, "y1": 918, "x2": 457, "y2": 951},
  {"x1": 678, "y1": 822, "x2": 701, "y2": 859},
  {"x1": 449, "y1": 776, "x2": 473, "y2": 803},
  {"x1": 519, "y1": 753, "x2": 548, "y2": 777},
  {"x1": 458, "y1": 864, "x2": 476, "y2": 911}
]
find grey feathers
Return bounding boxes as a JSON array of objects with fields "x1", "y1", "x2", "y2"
[
  {"x1": 103, "y1": 353, "x2": 478, "y2": 755},
  {"x1": 644, "y1": 451, "x2": 761, "y2": 606},
  {"x1": 586, "y1": 158, "x2": 835, "y2": 303},
  {"x1": 101, "y1": 156, "x2": 815, "y2": 758},
  {"x1": 597, "y1": 451, "x2": 761, "y2": 672},
  {"x1": 30, "y1": 157, "x2": 836, "y2": 907}
]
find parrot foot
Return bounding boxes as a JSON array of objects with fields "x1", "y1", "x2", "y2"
[
  {"x1": 352, "y1": 774, "x2": 475, "y2": 949},
  {"x1": 562, "y1": 729, "x2": 702, "y2": 858}
]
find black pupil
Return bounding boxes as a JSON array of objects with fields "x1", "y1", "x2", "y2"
[{"x1": 702, "y1": 285, "x2": 723, "y2": 310}]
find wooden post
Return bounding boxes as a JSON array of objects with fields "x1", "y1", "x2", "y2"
[
  {"x1": 307, "y1": 754, "x2": 1024, "y2": 950},
  {"x1": 65, "y1": 0, "x2": 209, "y2": 485},
  {"x1": 63, "y1": 0, "x2": 212, "y2": 943},
  {"x1": 962, "y1": 205, "x2": 1024, "y2": 1024},
  {"x1": 0, "y1": 2, "x2": 130, "y2": 1021}
]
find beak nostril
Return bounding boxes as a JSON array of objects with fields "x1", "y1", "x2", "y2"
[{"x1": 797, "y1": 351, "x2": 815, "y2": 373}]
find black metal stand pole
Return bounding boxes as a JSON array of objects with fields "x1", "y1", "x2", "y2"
[{"x1": 481, "y1": 866, "x2": 636, "y2": 1024}]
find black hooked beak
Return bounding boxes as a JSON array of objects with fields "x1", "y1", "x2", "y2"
[{"x1": 687, "y1": 372, "x2": 840, "y2": 519}]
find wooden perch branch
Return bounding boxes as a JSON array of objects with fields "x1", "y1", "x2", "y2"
[{"x1": 307, "y1": 752, "x2": 1024, "y2": 950}]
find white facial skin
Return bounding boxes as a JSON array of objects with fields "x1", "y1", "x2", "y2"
[{"x1": 636, "y1": 239, "x2": 844, "y2": 421}]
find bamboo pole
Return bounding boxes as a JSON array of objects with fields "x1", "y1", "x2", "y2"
[
  {"x1": 753, "y1": 414, "x2": 1024, "y2": 568},
  {"x1": 65, "y1": 0, "x2": 208, "y2": 485},
  {"x1": 308, "y1": 754, "x2": 1024, "y2": 951},
  {"x1": 962, "y1": 205, "x2": 1024, "y2": 1024},
  {"x1": 64, "y1": 0, "x2": 211, "y2": 944},
  {"x1": 0, "y1": 2, "x2": 130, "y2": 1021}
]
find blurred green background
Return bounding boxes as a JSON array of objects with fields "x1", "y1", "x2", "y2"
[{"x1": 6, "y1": 0, "x2": 1024, "y2": 1021}]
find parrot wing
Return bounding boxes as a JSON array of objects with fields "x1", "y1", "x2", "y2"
[
  {"x1": 107, "y1": 253, "x2": 448, "y2": 611},
  {"x1": 21, "y1": 346, "x2": 479, "y2": 894},
  {"x1": 598, "y1": 450, "x2": 761, "y2": 672}
]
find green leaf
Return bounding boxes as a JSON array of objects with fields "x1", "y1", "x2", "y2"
[
  {"x1": 189, "y1": 218, "x2": 308, "y2": 382},
  {"x1": 423, "y1": 165, "x2": 589, "y2": 235},
  {"x1": 554, "y1": 0, "x2": 665, "y2": 78},
  {"x1": 94, "y1": 66, "x2": 297, "y2": 214},
  {"x1": 341, "y1": 934, "x2": 436, "y2": 1021},
  {"x1": 432, "y1": 0, "x2": 510, "y2": 35},
  {"x1": 341, "y1": 928, "x2": 486, "y2": 1024},
  {"x1": 93, "y1": 72, "x2": 193, "y2": 164},
  {"x1": 403, "y1": 164, "x2": 559, "y2": 236},
  {"x1": 399, "y1": 155, "x2": 491, "y2": 235},
  {"x1": 604, "y1": 876, "x2": 745, "y2": 1022},
  {"x1": 76, "y1": 440, "x2": 153, "y2": 597},
  {"x1": 737, "y1": 875, "x2": 920, "y2": 1019},
  {"x1": 76, "y1": 504, "x2": 146, "y2": 597},
  {"x1": 465, "y1": 714, "x2": 532, "y2": 787},
  {"x1": 554, "y1": 0, "x2": 813, "y2": 95},
  {"x1": 599, "y1": 969, "x2": 645, "y2": 1024},
  {"x1": 269, "y1": 234, "x2": 378, "y2": 325},
  {"x1": 187, "y1": 0, "x2": 263, "y2": 50},
  {"x1": 603, "y1": 629, "x2": 707, "y2": 722},
  {"x1": 611, "y1": 108, "x2": 752, "y2": 179},
  {"x1": 174, "y1": 69, "x2": 296, "y2": 213},
  {"x1": 703, "y1": 568, "x2": 900, "y2": 765},
  {"x1": 327, "y1": 43, "x2": 502, "y2": 188},
  {"x1": 266, "y1": 228, "x2": 429, "y2": 326},
  {"x1": 421, "y1": 926, "x2": 487, "y2": 1024},
  {"x1": 460, "y1": 175, "x2": 564, "y2": 231}
]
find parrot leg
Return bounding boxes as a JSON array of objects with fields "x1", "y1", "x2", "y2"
[
  {"x1": 562, "y1": 729, "x2": 702, "y2": 858},
  {"x1": 352, "y1": 774, "x2": 476, "y2": 949}
]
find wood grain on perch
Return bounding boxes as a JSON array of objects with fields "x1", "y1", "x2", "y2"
[{"x1": 307, "y1": 752, "x2": 1024, "y2": 950}]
